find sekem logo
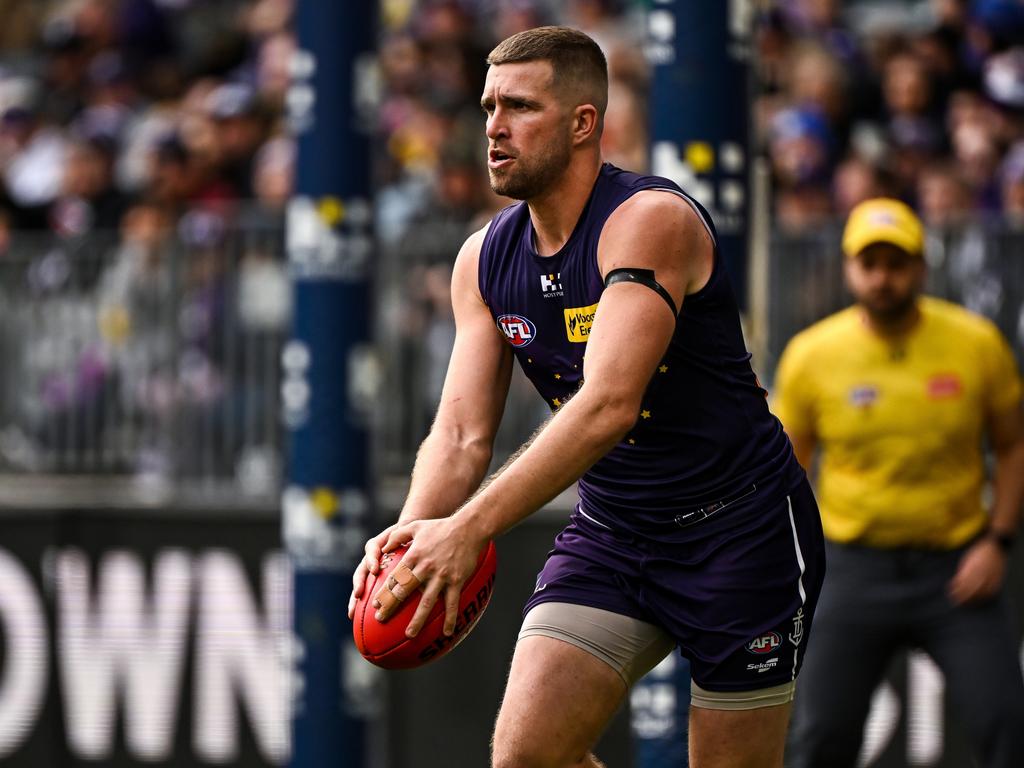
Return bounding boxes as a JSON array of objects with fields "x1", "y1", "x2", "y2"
[{"x1": 497, "y1": 314, "x2": 537, "y2": 347}]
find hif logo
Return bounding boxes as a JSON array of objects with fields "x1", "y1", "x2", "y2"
[
  {"x1": 540, "y1": 272, "x2": 563, "y2": 295},
  {"x1": 497, "y1": 314, "x2": 537, "y2": 347},
  {"x1": 746, "y1": 631, "x2": 782, "y2": 655}
]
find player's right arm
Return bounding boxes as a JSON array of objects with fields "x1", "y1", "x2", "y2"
[
  {"x1": 397, "y1": 225, "x2": 514, "y2": 524},
  {"x1": 347, "y1": 225, "x2": 513, "y2": 617}
]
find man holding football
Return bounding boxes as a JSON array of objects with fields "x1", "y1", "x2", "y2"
[{"x1": 349, "y1": 26, "x2": 825, "y2": 768}]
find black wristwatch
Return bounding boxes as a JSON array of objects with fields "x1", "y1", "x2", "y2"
[{"x1": 987, "y1": 529, "x2": 1017, "y2": 553}]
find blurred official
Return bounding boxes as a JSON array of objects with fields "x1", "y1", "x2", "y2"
[{"x1": 775, "y1": 198, "x2": 1024, "y2": 767}]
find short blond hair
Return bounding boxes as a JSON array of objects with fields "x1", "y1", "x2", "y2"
[{"x1": 487, "y1": 26, "x2": 608, "y2": 118}]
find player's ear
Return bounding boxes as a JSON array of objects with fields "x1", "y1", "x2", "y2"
[{"x1": 572, "y1": 103, "x2": 599, "y2": 145}]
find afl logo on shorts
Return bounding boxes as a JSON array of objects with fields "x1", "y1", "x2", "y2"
[
  {"x1": 746, "y1": 631, "x2": 782, "y2": 655},
  {"x1": 497, "y1": 314, "x2": 536, "y2": 347}
]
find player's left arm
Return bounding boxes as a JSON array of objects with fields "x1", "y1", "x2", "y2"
[
  {"x1": 949, "y1": 397, "x2": 1024, "y2": 605},
  {"x1": 377, "y1": 191, "x2": 711, "y2": 635}
]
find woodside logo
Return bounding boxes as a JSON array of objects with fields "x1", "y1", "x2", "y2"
[{"x1": 564, "y1": 303, "x2": 598, "y2": 342}]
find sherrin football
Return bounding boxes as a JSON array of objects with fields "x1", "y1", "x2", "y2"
[{"x1": 352, "y1": 541, "x2": 497, "y2": 669}]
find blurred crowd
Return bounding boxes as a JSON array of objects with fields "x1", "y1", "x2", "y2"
[
  {"x1": 759, "y1": 0, "x2": 1024, "y2": 232},
  {"x1": 4, "y1": 0, "x2": 1023, "y2": 481},
  {"x1": 0, "y1": 0, "x2": 294, "y2": 481},
  {"x1": 0, "y1": 0, "x2": 650, "y2": 479},
  {"x1": 0, "y1": 0, "x2": 294, "y2": 242}
]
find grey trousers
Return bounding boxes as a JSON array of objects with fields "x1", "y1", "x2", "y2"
[{"x1": 789, "y1": 540, "x2": 1024, "y2": 768}]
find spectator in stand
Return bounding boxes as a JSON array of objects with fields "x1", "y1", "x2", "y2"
[
  {"x1": 952, "y1": 119, "x2": 1002, "y2": 209},
  {"x1": 784, "y1": 0, "x2": 861, "y2": 67},
  {"x1": 0, "y1": 90, "x2": 68, "y2": 229},
  {"x1": 788, "y1": 41, "x2": 852, "y2": 142},
  {"x1": 206, "y1": 82, "x2": 268, "y2": 200},
  {"x1": 917, "y1": 160, "x2": 974, "y2": 225},
  {"x1": 999, "y1": 140, "x2": 1024, "y2": 220},
  {"x1": 50, "y1": 134, "x2": 128, "y2": 237},
  {"x1": 887, "y1": 111, "x2": 946, "y2": 201},
  {"x1": 832, "y1": 154, "x2": 888, "y2": 216},
  {"x1": 769, "y1": 106, "x2": 835, "y2": 231},
  {"x1": 882, "y1": 48, "x2": 944, "y2": 140}
]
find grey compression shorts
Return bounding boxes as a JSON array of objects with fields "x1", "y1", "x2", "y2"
[{"x1": 519, "y1": 602, "x2": 798, "y2": 710}]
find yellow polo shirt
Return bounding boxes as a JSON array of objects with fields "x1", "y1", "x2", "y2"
[{"x1": 772, "y1": 297, "x2": 1022, "y2": 548}]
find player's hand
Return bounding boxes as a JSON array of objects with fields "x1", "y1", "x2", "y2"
[
  {"x1": 347, "y1": 524, "x2": 398, "y2": 619},
  {"x1": 948, "y1": 537, "x2": 1007, "y2": 606},
  {"x1": 373, "y1": 517, "x2": 487, "y2": 638}
]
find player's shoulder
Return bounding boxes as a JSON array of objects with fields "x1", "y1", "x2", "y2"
[
  {"x1": 920, "y1": 296, "x2": 1004, "y2": 345},
  {"x1": 455, "y1": 221, "x2": 490, "y2": 263},
  {"x1": 603, "y1": 187, "x2": 709, "y2": 250}
]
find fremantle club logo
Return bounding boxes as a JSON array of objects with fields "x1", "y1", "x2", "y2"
[
  {"x1": 789, "y1": 607, "x2": 805, "y2": 646},
  {"x1": 497, "y1": 314, "x2": 537, "y2": 347}
]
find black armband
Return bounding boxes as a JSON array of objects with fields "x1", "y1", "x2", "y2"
[
  {"x1": 987, "y1": 528, "x2": 1016, "y2": 553},
  {"x1": 604, "y1": 268, "x2": 678, "y2": 316}
]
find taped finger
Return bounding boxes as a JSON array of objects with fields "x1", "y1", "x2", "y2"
[{"x1": 374, "y1": 584, "x2": 402, "y2": 619}]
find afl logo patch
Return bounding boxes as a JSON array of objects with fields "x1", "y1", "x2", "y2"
[
  {"x1": 746, "y1": 631, "x2": 782, "y2": 655},
  {"x1": 497, "y1": 314, "x2": 536, "y2": 347}
]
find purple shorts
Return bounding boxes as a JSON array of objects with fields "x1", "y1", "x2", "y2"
[{"x1": 524, "y1": 477, "x2": 826, "y2": 693}]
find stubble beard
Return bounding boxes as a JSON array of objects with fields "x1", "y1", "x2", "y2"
[
  {"x1": 860, "y1": 290, "x2": 918, "y2": 328},
  {"x1": 488, "y1": 135, "x2": 573, "y2": 200}
]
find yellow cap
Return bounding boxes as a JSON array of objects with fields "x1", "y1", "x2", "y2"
[{"x1": 841, "y1": 198, "x2": 925, "y2": 258}]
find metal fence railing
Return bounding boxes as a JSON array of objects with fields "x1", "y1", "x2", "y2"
[
  {"x1": 763, "y1": 223, "x2": 1024, "y2": 380},
  {"x1": 1, "y1": 218, "x2": 1022, "y2": 500},
  {"x1": 0, "y1": 218, "x2": 289, "y2": 499}
]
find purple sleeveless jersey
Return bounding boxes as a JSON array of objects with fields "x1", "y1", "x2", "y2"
[{"x1": 479, "y1": 163, "x2": 804, "y2": 536}]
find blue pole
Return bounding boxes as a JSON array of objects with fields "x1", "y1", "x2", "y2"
[
  {"x1": 630, "y1": 655, "x2": 692, "y2": 767},
  {"x1": 647, "y1": 0, "x2": 753, "y2": 307},
  {"x1": 637, "y1": 3, "x2": 754, "y2": 765},
  {"x1": 285, "y1": 2, "x2": 376, "y2": 766}
]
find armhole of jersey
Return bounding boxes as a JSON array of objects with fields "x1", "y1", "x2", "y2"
[
  {"x1": 477, "y1": 215, "x2": 500, "y2": 309},
  {"x1": 624, "y1": 186, "x2": 720, "y2": 300},
  {"x1": 646, "y1": 187, "x2": 717, "y2": 247}
]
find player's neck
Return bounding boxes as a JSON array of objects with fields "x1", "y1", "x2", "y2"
[
  {"x1": 859, "y1": 301, "x2": 922, "y2": 338},
  {"x1": 527, "y1": 154, "x2": 603, "y2": 257}
]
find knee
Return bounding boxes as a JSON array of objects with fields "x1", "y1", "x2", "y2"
[
  {"x1": 491, "y1": 738, "x2": 549, "y2": 768},
  {"x1": 491, "y1": 734, "x2": 588, "y2": 768}
]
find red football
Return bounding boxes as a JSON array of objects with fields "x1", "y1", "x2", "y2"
[{"x1": 352, "y1": 541, "x2": 497, "y2": 669}]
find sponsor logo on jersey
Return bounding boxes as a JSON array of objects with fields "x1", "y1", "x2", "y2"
[
  {"x1": 746, "y1": 631, "x2": 782, "y2": 655},
  {"x1": 927, "y1": 373, "x2": 963, "y2": 399},
  {"x1": 540, "y1": 272, "x2": 563, "y2": 297},
  {"x1": 564, "y1": 303, "x2": 598, "y2": 342},
  {"x1": 849, "y1": 384, "x2": 878, "y2": 408},
  {"x1": 497, "y1": 314, "x2": 536, "y2": 347},
  {"x1": 746, "y1": 657, "x2": 779, "y2": 674}
]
